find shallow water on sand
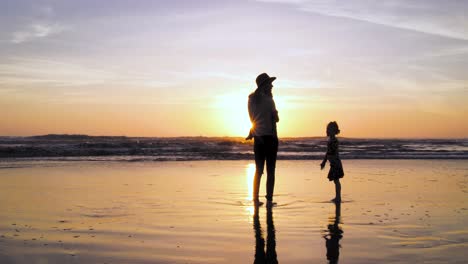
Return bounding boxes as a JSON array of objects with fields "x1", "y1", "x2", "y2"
[{"x1": 0, "y1": 160, "x2": 466, "y2": 263}]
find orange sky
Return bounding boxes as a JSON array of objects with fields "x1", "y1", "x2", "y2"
[{"x1": 1, "y1": 1, "x2": 467, "y2": 138}]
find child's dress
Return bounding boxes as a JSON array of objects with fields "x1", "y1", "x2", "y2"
[{"x1": 327, "y1": 138, "x2": 344, "y2": 181}]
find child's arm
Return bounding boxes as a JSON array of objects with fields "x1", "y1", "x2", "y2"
[
  {"x1": 320, "y1": 154, "x2": 327, "y2": 170},
  {"x1": 320, "y1": 140, "x2": 330, "y2": 169}
]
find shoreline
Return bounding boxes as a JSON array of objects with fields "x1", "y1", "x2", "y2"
[{"x1": 0, "y1": 160, "x2": 467, "y2": 263}]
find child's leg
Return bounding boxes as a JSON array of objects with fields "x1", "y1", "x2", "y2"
[{"x1": 334, "y1": 179, "x2": 341, "y2": 202}]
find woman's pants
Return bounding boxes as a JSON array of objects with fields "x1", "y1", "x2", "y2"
[{"x1": 253, "y1": 135, "x2": 278, "y2": 201}]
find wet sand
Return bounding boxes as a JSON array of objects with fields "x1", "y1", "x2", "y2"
[{"x1": 0, "y1": 160, "x2": 466, "y2": 263}]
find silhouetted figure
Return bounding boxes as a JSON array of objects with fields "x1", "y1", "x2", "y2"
[
  {"x1": 253, "y1": 202, "x2": 278, "y2": 264},
  {"x1": 247, "y1": 73, "x2": 279, "y2": 204},
  {"x1": 320, "y1": 121, "x2": 344, "y2": 203},
  {"x1": 323, "y1": 202, "x2": 343, "y2": 264}
]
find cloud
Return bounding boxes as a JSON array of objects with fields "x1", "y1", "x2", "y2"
[
  {"x1": 0, "y1": 57, "x2": 185, "y2": 90},
  {"x1": 11, "y1": 23, "x2": 66, "y2": 43},
  {"x1": 257, "y1": 0, "x2": 468, "y2": 41},
  {"x1": 0, "y1": 57, "x2": 117, "y2": 87},
  {"x1": 39, "y1": 6, "x2": 54, "y2": 16}
]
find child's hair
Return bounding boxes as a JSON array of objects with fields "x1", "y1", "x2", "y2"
[{"x1": 327, "y1": 121, "x2": 340, "y2": 135}]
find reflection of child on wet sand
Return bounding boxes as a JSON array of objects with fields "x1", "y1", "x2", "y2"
[
  {"x1": 320, "y1": 121, "x2": 344, "y2": 203},
  {"x1": 323, "y1": 202, "x2": 343, "y2": 264},
  {"x1": 324, "y1": 225, "x2": 342, "y2": 264}
]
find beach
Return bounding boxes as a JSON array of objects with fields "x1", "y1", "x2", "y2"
[{"x1": 0, "y1": 160, "x2": 466, "y2": 263}]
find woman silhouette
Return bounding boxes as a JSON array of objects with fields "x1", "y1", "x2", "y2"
[{"x1": 247, "y1": 73, "x2": 279, "y2": 205}]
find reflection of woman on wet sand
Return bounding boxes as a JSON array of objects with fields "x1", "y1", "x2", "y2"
[
  {"x1": 253, "y1": 203, "x2": 278, "y2": 264},
  {"x1": 323, "y1": 202, "x2": 343, "y2": 264}
]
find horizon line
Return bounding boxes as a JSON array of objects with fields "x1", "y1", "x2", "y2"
[{"x1": 0, "y1": 134, "x2": 467, "y2": 140}]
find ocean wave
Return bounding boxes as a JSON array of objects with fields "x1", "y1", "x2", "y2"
[{"x1": 0, "y1": 135, "x2": 467, "y2": 160}]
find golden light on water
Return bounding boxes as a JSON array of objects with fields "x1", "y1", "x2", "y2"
[
  {"x1": 245, "y1": 163, "x2": 256, "y2": 216},
  {"x1": 246, "y1": 163, "x2": 256, "y2": 200}
]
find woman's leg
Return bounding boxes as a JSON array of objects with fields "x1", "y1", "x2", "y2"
[
  {"x1": 265, "y1": 136, "x2": 278, "y2": 202},
  {"x1": 254, "y1": 137, "x2": 266, "y2": 200}
]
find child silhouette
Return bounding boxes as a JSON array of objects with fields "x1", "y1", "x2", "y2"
[{"x1": 320, "y1": 121, "x2": 344, "y2": 203}]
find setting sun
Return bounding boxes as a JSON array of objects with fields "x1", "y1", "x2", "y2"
[
  {"x1": 213, "y1": 91, "x2": 253, "y2": 136},
  {"x1": 211, "y1": 90, "x2": 293, "y2": 137}
]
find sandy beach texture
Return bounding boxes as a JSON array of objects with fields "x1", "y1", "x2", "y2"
[{"x1": 0, "y1": 160, "x2": 466, "y2": 263}]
